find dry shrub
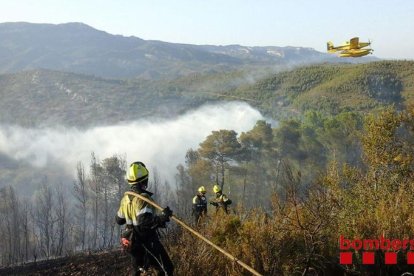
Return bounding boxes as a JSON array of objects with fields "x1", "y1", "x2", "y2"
[{"x1": 164, "y1": 189, "x2": 340, "y2": 276}]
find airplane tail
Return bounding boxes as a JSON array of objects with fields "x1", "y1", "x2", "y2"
[{"x1": 327, "y1": 41, "x2": 334, "y2": 52}]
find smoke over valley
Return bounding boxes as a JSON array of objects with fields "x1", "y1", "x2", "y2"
[{"x1": 0, "y1": 102, "x2": 263, "y2": 190}]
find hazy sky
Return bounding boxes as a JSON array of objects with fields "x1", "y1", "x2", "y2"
[{"x1": 1, "y1": 0, "x2": 413, "y2": 59}]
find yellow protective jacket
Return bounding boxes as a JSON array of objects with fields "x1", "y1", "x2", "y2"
[
  {"x1": 210, "y1": 192, "x2": 232, "y2": 214},
  {"x1": 116, "y1": 187, "x2": 165, "y2": 239}
]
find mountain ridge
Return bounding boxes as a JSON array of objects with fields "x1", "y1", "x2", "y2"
[{"x1": 0, "y1": 22, "x2": 354, "y2": 79}]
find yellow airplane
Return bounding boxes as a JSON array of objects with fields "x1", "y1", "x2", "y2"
[{"x1": 327, "y1": 37, "x2": 373, "y2": 57}]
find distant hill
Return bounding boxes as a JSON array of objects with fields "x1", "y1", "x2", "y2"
[
  {"x1": 223, "y1": 60, "x2": 414, "y2": 118},
  {"x1": 0, "y1": 61, "x2": 412, "y2": 128},
  {"x1": 0, "y1": 69, "x2": 208, "y2": 127},
  {"x1": 0, "y1": 22, "x2": 358, "y2": 79}
]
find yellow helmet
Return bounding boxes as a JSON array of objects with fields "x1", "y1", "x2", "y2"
[
  {"x1": 126, "y1": 161, "x2": 149, "y2": 184},
  {"x1": 198, "y1": 186, "x2": 206, "y2": 193},
  {"x1": 213, "y1": 184, "x2": 221, "y2": 193}
]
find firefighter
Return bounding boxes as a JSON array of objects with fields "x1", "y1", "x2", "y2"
[
  {"x1": 116, "y1": 161, "x2": 174, "y2": 275},
  {"x1": 209, "y1": 184, "x2": 232, "y2": 214},
  {"x1": 192, "y1": 186, "x2": 208, "y2": 225}
]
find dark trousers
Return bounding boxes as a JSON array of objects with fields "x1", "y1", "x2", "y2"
[{"x1": 130, "y1": 239, "x2": 174, "y2": 276}]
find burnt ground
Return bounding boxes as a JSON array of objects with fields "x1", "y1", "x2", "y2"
[{"x1": 0, "y1": 250, "x2": 134, "y2": 276}]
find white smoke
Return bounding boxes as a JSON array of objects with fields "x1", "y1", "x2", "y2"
[{"x1": 0, "y1": 102, "x2": 263, "y2": 183}]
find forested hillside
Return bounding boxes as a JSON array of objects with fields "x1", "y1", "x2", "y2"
[
  {"x1": 0, "y1": 60, "x2": 412, "y2": 127},
  {"x1": 0, "y1": 69, "x2": 206, "y2": 127},
  {"x1": 225, "y1": 60, "x2": 414, "y2": 118}
]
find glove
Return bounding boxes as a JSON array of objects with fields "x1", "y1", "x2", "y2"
[
  {"x1": 209, "y1": 201, "x2": 218, "y2": 207},
  {"x1": 156, "y1": 207, "x2": 173, "y2": 228},
  {"x1": 161, "y1": 206, "x2": 173, "y2": 222}
]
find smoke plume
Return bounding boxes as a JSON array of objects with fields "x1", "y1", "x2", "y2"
[{"x1": 0, "y1": 102, "x2": 263, "y2": 184}]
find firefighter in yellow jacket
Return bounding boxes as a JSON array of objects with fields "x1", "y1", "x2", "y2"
[
  {"x1": 192, "y1": 186, "x2": 208, "y2": 225},
  {"x1": 116, "y1": 161, "x2": 174, "y2": 276},
  {"x1": 209, "y1": 184, "x2": 232, "y2": 214}
]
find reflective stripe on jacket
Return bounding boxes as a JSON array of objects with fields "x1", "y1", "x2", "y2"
[{"x1": 117, "y1": 192, "x2": 155, "y2": 226}]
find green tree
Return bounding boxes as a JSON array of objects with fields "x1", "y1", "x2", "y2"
[
  {"x1": 198, "y1": 130, "x2": 241, "y2": 190},
  {"x1": 274, "y1": 120, "x2": 304, "y2": 160},
  {"x1": 240, "y1": 120, "x2": 278, "y2": 208}
]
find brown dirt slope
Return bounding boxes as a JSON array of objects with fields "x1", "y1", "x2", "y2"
[{"x1": 0, "y1": 250, "x2": 133, "y2": 276}]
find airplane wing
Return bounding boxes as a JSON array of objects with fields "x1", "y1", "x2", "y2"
[{"x1": 349, "y1": 37, "x2": 359, "y2": 49}]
